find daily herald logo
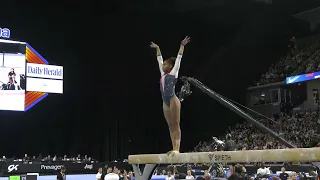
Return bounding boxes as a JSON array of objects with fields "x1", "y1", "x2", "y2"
[
  {"x1": 28, "y1": 66, "x2": 62, "y2": 77},
  {"x1": 27, "y1": 63, "x2": 63, "y2": 80}
]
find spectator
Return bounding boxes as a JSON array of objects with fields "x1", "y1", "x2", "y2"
[
  {"x1": 105, "y1": 171, "x2": 120, "y2": 180},
  {"x1": 97, "y1": 167, "x2": 103, "y2": 180},
  {"x1": 56, "y1": 166, "x2": 66, "y2": 180},
  {"x1": 279, "y1": 167, "x2": 289, "y2": 180},
  {"x1": 257, "y1": 163, "x2": 270, "y2": 180},
  {"x1": 186, "y1": 170, "x2": 195, "y2": 179},
  {"x1": 166, "y1": 171, "x2": 174, "y2": 180}
]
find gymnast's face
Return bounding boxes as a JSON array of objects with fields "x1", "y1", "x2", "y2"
[{"x1": 163, "y1": 60, "x2": 173, "y2": 73}]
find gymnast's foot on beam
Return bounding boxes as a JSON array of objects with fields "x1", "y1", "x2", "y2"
[{"x1": 166, "y1": 150, "x2": 179, "y2": 157}]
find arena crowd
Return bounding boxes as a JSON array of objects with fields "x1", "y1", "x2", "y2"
[
  {"x1": 254, "y1": 41, "x2": 320, "y2": 86},
  {"x1": 195, "y1": 40, "x2": 320, "y2": 153},
  {"x1": 0, "y1": 154, "x2": 96, "y2": 163},
  {"x1": 194, "y1": 108, "x2": 320, "y2": 152}
]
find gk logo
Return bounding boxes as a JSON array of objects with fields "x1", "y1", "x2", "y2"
[{"x1": 8, "y1": 164, "x2": 19, "y2": 172}]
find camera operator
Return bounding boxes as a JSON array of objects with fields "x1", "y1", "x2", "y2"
[
  {"x1": 224, "y1": 134, "x2": 236, "y2": 151},
  {"x1": 224, "y1": 134, "x2": 236, "y2": 176},
  {"x1": 212, "y1": 137, "x2": 224, "y2": 151}
]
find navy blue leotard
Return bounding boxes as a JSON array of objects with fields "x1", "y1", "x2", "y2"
[
  {"x1": 160, "y1": 74, "x2": 178, "y2": 106},
  {"x1": 157, "y1": 54, "x2": 182, "y2": 107}
]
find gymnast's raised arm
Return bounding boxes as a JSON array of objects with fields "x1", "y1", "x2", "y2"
[
  {"x1": 150, "y1": 42, "x2": 164, "y2": 75},
  {"x1": 170, "y1": 36, "x2": 191, "y2": 78}
]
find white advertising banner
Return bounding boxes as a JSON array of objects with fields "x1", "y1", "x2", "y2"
[{"x1": 27, "y1": 77, "x2": 63, "y2": 94}]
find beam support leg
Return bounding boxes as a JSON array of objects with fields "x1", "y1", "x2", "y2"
[{"x1": 132, "y1": 164, "x2": 157, "y2": 180}]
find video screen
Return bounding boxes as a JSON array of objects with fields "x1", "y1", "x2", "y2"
[{"x1": 0, "y1": 41, "x2": 26, "y2": 111}]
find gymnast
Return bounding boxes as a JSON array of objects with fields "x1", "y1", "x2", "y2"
[{"x1": 150, "y1": 36, "x2": 191, "y2": 155}]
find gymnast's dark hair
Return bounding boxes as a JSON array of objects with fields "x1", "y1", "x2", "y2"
[{"x1": 166, "y1": 57, "x2": 176, "y2": 66}]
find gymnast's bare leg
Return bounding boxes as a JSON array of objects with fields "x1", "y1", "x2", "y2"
[
  {"x1": 163, "y1": 96, "x2": 181, "y2": 155},
  {"x1": 169, "y1": 96, "x2": 181, "y2": 153}
]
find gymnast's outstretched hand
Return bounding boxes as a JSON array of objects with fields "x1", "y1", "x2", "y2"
[
  {"x1": 150, "y1": 42, "x2": 159, "y2": 49},
  {"x1": 181, "y1": 36, "x2": 191, "y2": 46}
]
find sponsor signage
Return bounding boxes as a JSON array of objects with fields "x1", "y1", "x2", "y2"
[
  {"x1": 3, "y1": 162, "x2": 131, "y2": 174},
  {"x1": 7, "y1": 164, "x2": 19, "y2": 172},
  {"x1": 5, "y1": 163, "x2": 95, "y2": 174},
  {"x1": 39, "y1": 163, "x2": 97, "y2": 173},
  {"x1": 26, "y1": 63, "x2": 63, "y2": 80},
  {"x1": 84, "y1": 164, "x2": 93, "y2": 170},
  {"x1": 6, "y1": 164, "x2": 39, "y2": 173},
  {"x1": 40, "y1": 164, "x2": 64, "y2": 171},
  {"x1": 286, "y1": 71, "x2": 320, "y2": 84},
  {"x1": 208, "y1": 153, "x2": 232, "y2": 162}
]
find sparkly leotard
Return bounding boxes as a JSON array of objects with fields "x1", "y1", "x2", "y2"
[{"x1": 157, "y1": 54, "x2": 182, "y2": 107}]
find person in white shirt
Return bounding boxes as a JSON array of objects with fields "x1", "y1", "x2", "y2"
[
  {"x1": 105, "y1": 173, "x2": 120, "y2": 180},
  {"x1": 166, "y1": 171, "x2": 175, "y2": 180},
  {"x1": 96, "y1": 168, "x2": 103, "y2": 180},
  {"x1": 257, "y1": 163, "x2": 270, "y2": 180},
  {"x1": 186, "y1": 170, "x2": 195, "y2": 179}
]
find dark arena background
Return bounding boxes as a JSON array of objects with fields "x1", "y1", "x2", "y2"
[{"x1": 1, "y1": 0, "x2": 320, "y2": 180}]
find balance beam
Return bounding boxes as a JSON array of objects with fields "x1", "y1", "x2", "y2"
[{"x1": 128, "y1": 148, "x2": 320, "y2": 164}]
